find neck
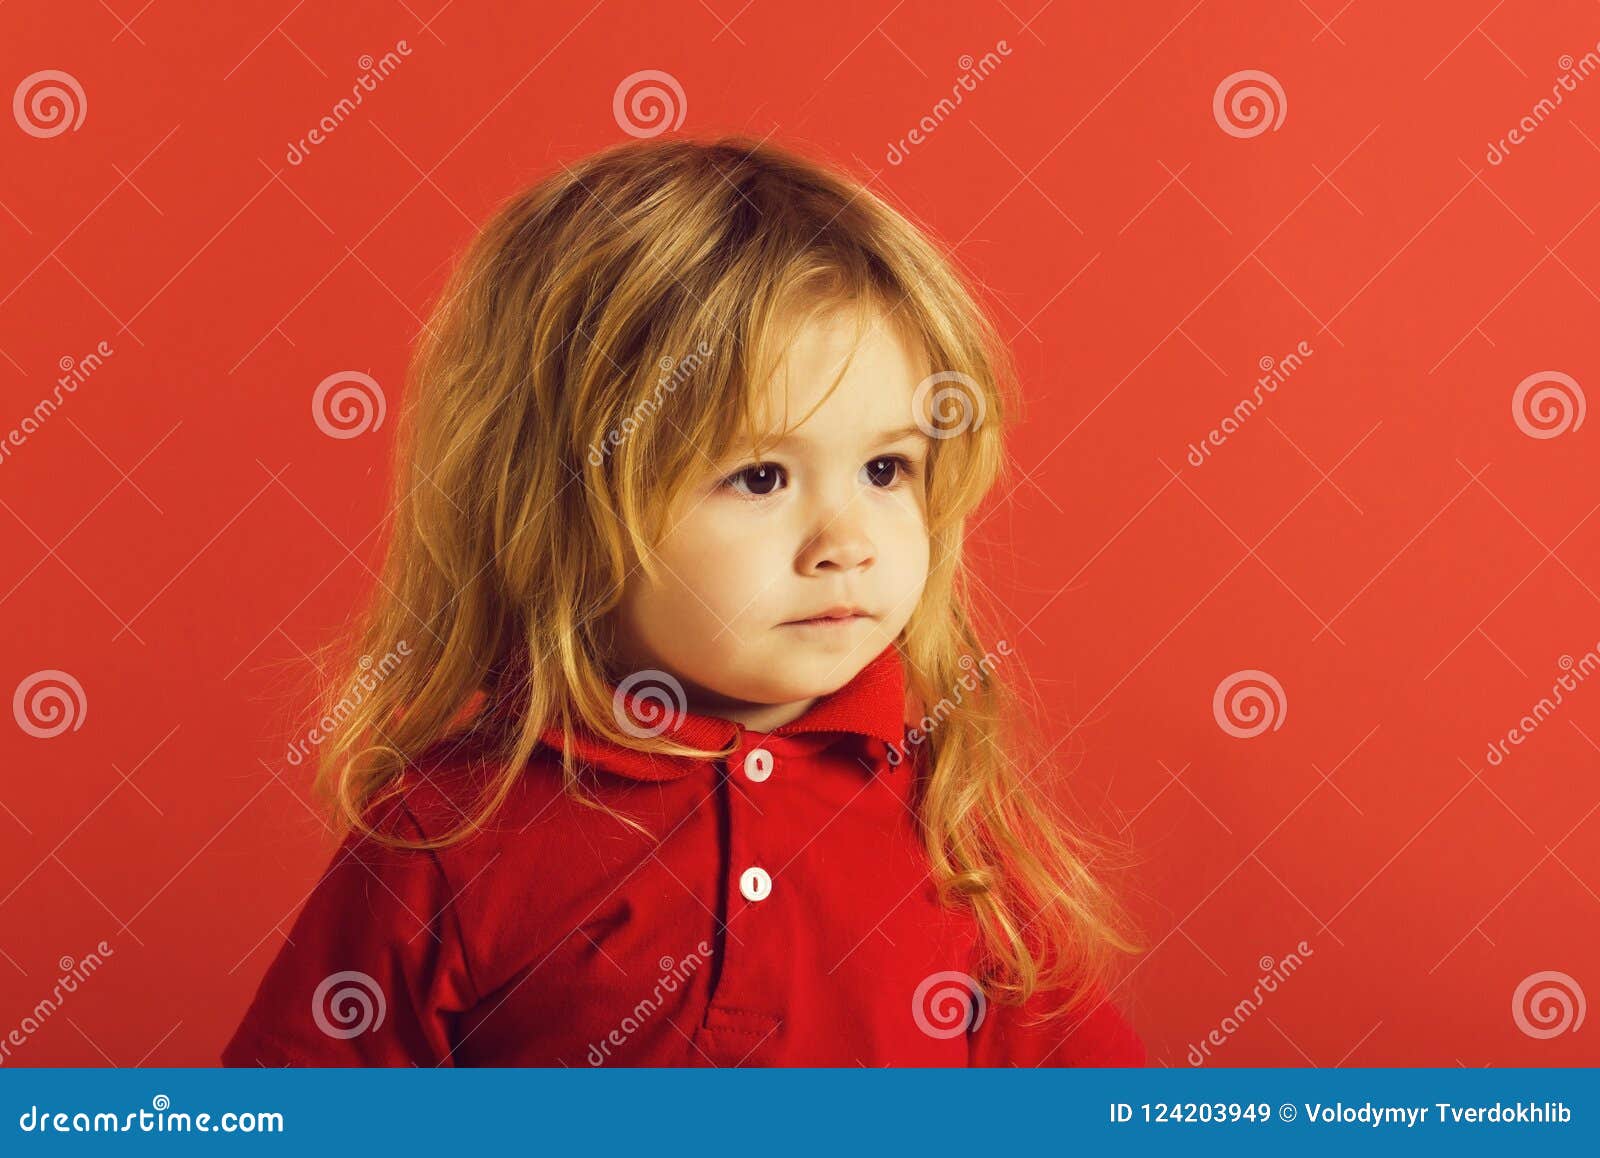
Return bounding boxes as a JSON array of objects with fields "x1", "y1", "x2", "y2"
[{"x1": 693, "y1": 693, "x2": 818, "y2": 734}]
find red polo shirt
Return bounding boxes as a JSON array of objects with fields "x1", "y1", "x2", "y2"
[{"x1": 222, "y1": 643, "x2": 1145, "y2": 1067}]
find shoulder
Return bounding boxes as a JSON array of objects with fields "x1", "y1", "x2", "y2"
[
  {"x1": 376, "y1": 727, "x2": 564, "y2": 843},
  {"x1": 363, "y1": 725, "x2": 660, "y2": 900},
  {"x1": 357, "y1": 727, "x2": 674, "y2": 1000}
]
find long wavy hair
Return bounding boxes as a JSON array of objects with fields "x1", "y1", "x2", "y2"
[{"x1": 300, "y1": 134, "x2": 1145, "y2": 1023}]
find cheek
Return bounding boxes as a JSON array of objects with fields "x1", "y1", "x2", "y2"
[
  {"x1": 653, "y1": 512, "x2": 784, "y2": 624},
  {"x1": 905, "y1": 536, "x2": 932, "y2": 602},
  {"x1": 884, "y1": 500, "x2": 932, "y2": 578}
]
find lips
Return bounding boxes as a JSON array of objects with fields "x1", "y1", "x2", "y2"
[{"x1": 785, "y1": 606, "x2": 870, "y2": 625}]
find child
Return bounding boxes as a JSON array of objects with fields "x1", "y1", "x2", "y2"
[{"x1": 222, "y1": 135, "x2": 1148, "y2": 1067}]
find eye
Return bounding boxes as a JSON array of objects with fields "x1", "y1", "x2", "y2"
[
  {"x1": 723, "y1": 462, "x2": 787, "y2": 497},
  {"x1": 861, "y1": 455, "x2": 917, "y2": 489}
]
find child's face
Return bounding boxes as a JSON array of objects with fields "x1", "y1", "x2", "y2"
[{"x1": 609, "y1": 307, "x2": 933, "y2": 730}]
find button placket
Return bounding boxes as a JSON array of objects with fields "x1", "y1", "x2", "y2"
[
  {"x1": 735, "y1": 745, "x2": 774, "y2": 904},
  {"x1": 691, "y1": 736, "x2": 784, "y2": 1061},
  {"x1": 733, "y1": 742, "x2": 773, "y2": 907}
]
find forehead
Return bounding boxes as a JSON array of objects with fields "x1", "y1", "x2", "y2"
[{"x1": 750, "y1": 306, "x2": 929, "y2": 439}]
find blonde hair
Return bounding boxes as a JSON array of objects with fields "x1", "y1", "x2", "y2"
[{"x1": 302, "y1": 134, "x2": 1145, "y2": 1023}]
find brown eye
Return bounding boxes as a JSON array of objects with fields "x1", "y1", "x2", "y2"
[
  {"x1": 862, "y1": 456, "x2": 911, "y2": 488},
  {"x1": 727, "y1": 463, "x2": 786, "y2": 497}
]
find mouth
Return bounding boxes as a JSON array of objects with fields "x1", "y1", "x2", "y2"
[{"x1": 782, "y1": 606, "x2": 872, "y2": 628}]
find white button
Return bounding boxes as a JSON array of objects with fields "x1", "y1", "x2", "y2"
[
  {"x1": 739, "y1": 866, "x2": 772, "y2": 902},
  {"x1": 743, "y1": 747, "x2": 773, "y2": 782}
]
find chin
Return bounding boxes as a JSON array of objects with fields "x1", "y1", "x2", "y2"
[
  {"x1": 788, "y1": 659, "x2": 868, "y2": 696},
  {"x1": 734, "y1": 679, "x2": 818, "y2": 705}
]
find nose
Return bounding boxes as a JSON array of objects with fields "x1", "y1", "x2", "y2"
[{"x1": 795, "y1": 492, "x2": 876, "y2": 575}]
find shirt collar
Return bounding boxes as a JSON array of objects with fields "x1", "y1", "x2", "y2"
[{"x1": 539, "y1": 643, "x2": 909, "y2": 782}]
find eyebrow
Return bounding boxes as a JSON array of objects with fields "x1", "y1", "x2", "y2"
[{"x1": 754, "y1": 424, "x2": 931, "y2": 450}]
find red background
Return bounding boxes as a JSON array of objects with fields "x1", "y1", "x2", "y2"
[{"x1": 2, "y1": 0, "x2": 1598, "y2": 1066}]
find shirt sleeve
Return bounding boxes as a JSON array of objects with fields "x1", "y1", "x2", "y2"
[
  {"x1": 968, "y1": 977, "x2": 1147, "y2": 1067},
  {"x1": 219, "y1": 796, "x2": 478, "y2": 1067}
]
